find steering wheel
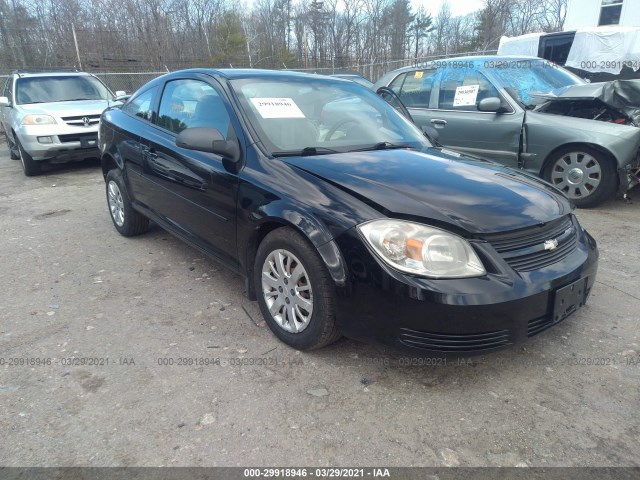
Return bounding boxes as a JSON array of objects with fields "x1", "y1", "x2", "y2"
[{"x1": 324, "y1": 118, "x2": 361, "y2": 141}]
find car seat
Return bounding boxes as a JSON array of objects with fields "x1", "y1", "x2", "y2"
[{"x1": 191, "y1": 94, "x2": 231, "y2": 138}]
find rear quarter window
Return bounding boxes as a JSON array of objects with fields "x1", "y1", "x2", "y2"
[
  {"x1": 390, "y1": 70, "x2": 437, "y2": 108},
  {"x1": 122, "y1": 86, "x2": 158, "y2": 122}
]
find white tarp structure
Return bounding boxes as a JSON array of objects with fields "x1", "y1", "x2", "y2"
[
  {"x1": 565, "y1": 27, "x2": 640, "y2": 74},
  {"x1": 498, "y1": 27, "x2": 640, "y2": 75},
  {"x1": 498, "y1": 33, "x2": 545, "y2": 57}
]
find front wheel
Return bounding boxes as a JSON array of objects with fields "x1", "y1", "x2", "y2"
[
  {"x1": 105, "y1": 169, "x2": 149, "y2": 236},
  {"x1": 254, "y1": 228, "x2": 341, "y2": 350},
  {"x1": 543, "y1": 146, "x2": 617, "y2": 208},
  {"x1": 6, "y1": 133, "x2": 19, "y2": 160},
  {"x1": 17, "y1": 139, "x2": 41, "y2": 176}
]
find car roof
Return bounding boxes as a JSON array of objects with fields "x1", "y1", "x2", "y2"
[
  {"x1": 331, "y1": 74, "x2": 366, "y2": 78},
  {"x1": 161, "y1": 68, "x2": 349, "y2": 82},
  {"x1": 12, "y1": 70, "x2": 94, "y2": 78}
]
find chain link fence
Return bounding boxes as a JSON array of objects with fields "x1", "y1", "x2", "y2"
[
  {"x1": 0, "y1": 50, "x2": 498, "y2": 93},
  {"x1": 289, "y1": 50, "x2": 499, "y2": 82}
]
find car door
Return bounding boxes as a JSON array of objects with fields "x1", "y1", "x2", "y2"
[
  {"x1": 386, "y1": 66, "x2": 525, "y2": 167},
  {"x1": 140, "y1": 75, "x2": 239, "y2": 264},
  {"x1": 117, "y1": 85, "x2": 161, "y2": 211},
  {"x1": 426, "y1": 67, "x2": 524, "y2": 167}
]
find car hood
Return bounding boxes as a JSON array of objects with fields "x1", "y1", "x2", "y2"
[
  {"x1": 282, "y1": 148, "x2": 571, "y2": 235},
  {"x1": 532, "y1": 79, "x2": 640, "y2": 126},
  {"x1": 18, "y1": 99, "x2": 118, "y2": 117}
]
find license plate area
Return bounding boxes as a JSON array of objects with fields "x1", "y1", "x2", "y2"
[
  {"x1": 80, "y1": 136, "x2": 97, "y2": 148},
  {"x1": 553, "y1": 277, "x2": 589, "y2": 323}
]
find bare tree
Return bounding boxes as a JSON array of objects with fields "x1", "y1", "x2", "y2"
[{"x1": 0, "y1": 0, "x2": 566, "y2": 81}]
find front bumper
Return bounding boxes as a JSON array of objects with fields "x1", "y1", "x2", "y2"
[
  {"x1": 333, "y1": 222, "x2": 598, "y2": 356},
  {"x1": 618, "y1": 149, "x2": 640, "y2": 194},
  {"x1": 17, "y1": 124, "x2": 99, "y2": 162}
]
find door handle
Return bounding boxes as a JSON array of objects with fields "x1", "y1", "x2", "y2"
[
  {"x1": 142, "y1": 147, "x2": 158, "y2": 158},
  {"x1": 142, "y1": 147, "x2": 158, "y2": 160},
  {"x1": 431, "y1": 119, "x2": 447, "y2": 125}
]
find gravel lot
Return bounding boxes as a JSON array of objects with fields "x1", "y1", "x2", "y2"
[{"x1": 0, "y1": 150, "x2": 639, "y2": 467}]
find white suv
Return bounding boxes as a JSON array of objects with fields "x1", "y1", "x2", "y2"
[{"x1": 0, "y1": 70, "x2": 125, "y2": 176}]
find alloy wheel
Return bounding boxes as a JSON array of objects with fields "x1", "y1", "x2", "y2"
[
  {"x1": 261, "y1": 249, "x2": 313, "y2": 333},
  {"x1": 107, "y1": 180, "x2": 125, "y2": 227}
]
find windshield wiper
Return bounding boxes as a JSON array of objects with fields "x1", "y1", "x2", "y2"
[
  {"x1": 272, "y1": 146, "x2": 340, "y2": 157},
  {"x1": 349, "y1": 141, "x2": 410, "y2": 152}
]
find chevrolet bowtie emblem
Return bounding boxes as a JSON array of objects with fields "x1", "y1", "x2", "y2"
[
  {"x1": 82, "y1": 117, "x2": 91, "y2": 127},
  {"x1": 544, "y1": 239, "x2": 559, "y2": 251}
]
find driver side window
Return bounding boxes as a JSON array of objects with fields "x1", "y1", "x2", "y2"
[
  {"x1": 437, "y1": 69, "x2": 501, "y2": 112},
  {"x1": 157, "y1": 79, "x2": 231, "y2": 138}
]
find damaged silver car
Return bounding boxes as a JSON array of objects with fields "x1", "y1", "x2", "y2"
[{"x1": 375, "y1": 56, "x2": 640, "y2": 207}]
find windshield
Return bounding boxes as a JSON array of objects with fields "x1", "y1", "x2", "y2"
[
  {"x1": 230, "y1": 76, "x2": 429, "y2": 156},
  {"x1": 490, "y1": 61, "x2": 585, "y2": 107},
  {"x1": 15, "y1": 76, "x2": 114, "y2": 105}
]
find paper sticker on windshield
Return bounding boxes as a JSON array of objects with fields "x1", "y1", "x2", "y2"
[
  {"x1": 414, "y1": 71, "x2": 424, "y2": 79},
  {"x1": 250, "y1": 98, "x2": 305, "y2": 119},
  {"x1": 453, "y1": 85, "x2": 479, "y2": 107}
]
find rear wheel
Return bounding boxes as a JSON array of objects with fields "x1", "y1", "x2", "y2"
[
  {"x1": 254, "y1": 228, "x2": 341, "y2": 350},
  {"x1": 17, "y1": 139, "x2": 41, "y2": 176},
  {"x1": 543, "y1": 146, "x2": 617, "y2": 208},
  {"x1": 105, "y1": 169, "x2": 149, "y2": 236}
]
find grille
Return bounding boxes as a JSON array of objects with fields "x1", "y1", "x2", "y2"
[
  {"x1": 58, "y1": 132, "x2": 98, "y2": 143},
  {"x1": 527, "y1": 315, "x2": 555, "y2": 337},
  {"x1": 399, "y1": 328, "x2": 511, "y2": 352},
  {"x1": 483, "y1": 216, "x2": 578, "y2": 272},
  {"x1": 61, "y1": 115, "x2": 101, "y2": 127}
]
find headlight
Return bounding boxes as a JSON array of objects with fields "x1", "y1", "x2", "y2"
[
  {"x1": 22, "y1": 114, "x2": 56, "y2": 125},
  {"x1": 358, "y1": 219, "x2": 486, "y2": 278}
]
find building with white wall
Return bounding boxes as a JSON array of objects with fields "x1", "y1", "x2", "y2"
[{"x1": 565, "y1": 0, "x2": 640, "y2": 30}]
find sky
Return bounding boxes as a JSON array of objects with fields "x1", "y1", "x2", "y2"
[{"x1": 411, "y1": 0, "x2": 486, "y2": 17}]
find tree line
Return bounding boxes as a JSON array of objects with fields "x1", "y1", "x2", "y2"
[{"x1": 0, "y1": 0, "x2": 567, "y2": 80}]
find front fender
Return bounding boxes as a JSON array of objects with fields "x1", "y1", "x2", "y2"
[
  {"x1": 524, "y1": 111, "x2": 640, "y2": 174},
  {"x1": 237, "y1": 196, "x2": 350, "y2": 294}
]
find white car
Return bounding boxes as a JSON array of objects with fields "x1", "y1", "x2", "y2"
[{"x1": 0, "y1": 70, "x2": 126, "y2": 176}]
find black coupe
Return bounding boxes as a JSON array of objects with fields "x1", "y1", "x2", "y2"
[{"x1": 99, "y1": 69, "x2": 598, "y2": 354}]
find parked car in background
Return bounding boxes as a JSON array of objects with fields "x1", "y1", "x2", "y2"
[
  {"x1": 0, "y1": 70, "x2": 125, "y2": 176},
  {"x1": 330, "y1": 73, "x2": 374, "y2": 88},
  {"x1": 99, "y1": 68, "x2": 597, "y2": 354},
  {"x1": 375, "y1": 56, "x2": 640, "y2": 207}
]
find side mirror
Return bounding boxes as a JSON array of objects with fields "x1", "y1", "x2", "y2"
[
  {"x1": 176, "y1": 127, "x2": 240, "y2": 163},
  {"x1": 478, "y1": 97, "x2": 502, "y2": 113},
  {"x1": 113, "y1": 93, "x2": 130, "y2": 102},
  {"x1": 0, "y1": 96, "x2": 11, "y2": 107},
  {"x1": 421, "y1": 125, "x2": 440, "y2": 145}
]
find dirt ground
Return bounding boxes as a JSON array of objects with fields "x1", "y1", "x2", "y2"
[{"x1": 0, "y1": 150, "x2": 638, "y2": 467}]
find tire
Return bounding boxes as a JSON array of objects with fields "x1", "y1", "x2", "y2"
[
  {"x1": 105, "y1": 169, "x2": 149, "y2": 236},
  {"x1": 543, "y1": 145, "x2": 617, "y2": 208},
  {"x1": 6, "y1": 133, "x2": 19, "y2": 160},
  {"x1": 17, "y1": 139, "x2": 41, "y2": 176},
  {"x1": 254, "y1": 227, "x2": 341, "y2": 350}
]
